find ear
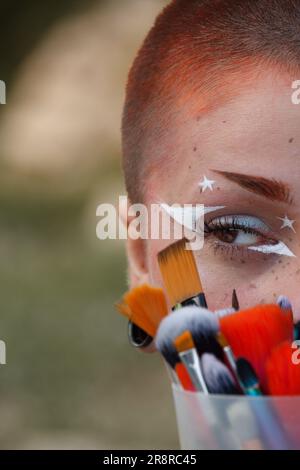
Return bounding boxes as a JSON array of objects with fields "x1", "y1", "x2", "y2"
[
  {"x1": 119, "y1": 197, "x2": 150, "y2": 287},
  {"x1": 119, "y1": 198, "x2": 155, "y2": 353}
]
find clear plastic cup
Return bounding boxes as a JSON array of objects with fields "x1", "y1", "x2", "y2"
[{"x1": 172, "y1": 384, "x2": 300, "y2": 450}]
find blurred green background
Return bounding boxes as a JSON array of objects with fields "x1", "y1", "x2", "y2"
[{"x1": 0, "y1": 0, "x2": 177, "y2": 449}]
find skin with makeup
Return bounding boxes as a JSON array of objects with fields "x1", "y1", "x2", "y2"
[
  {"x1": 124, "y1": 71, "x2": 300, "y2": 341},
  {"x1": 120, "y1": 1, "x2": 300, "y2": 360}
]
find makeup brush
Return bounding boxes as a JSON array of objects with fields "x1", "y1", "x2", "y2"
[
  {"x1": 173, "y1": 331, "x2": 243, "y2": 448},
  {"x1": 215, "y1": 307, "x2": 236, "y2": 318},
  {"x1": 157, "y1": 238, "x2": 207, "y2": 308},
  {"x1": 235, "y1": 356, "x2": 290, "y2": 449},
  {"x1": 155, "y1": 306, "x2": 224, "y2": 390},
  {"x1": 219, "y1": 304, "x2": 294, "y2": 391},
  {"x1": 116, "y1": 283, "x2": 168, "y2": 342},
  {"x1": 235, "y1": 358, "x2": 262, "y2": 396},
  {"x1": 294, "y1": 321, "x2": 300, "y2": 341},
  {"x1": 265, "y1": 341, "x2": 300, "y2": 449},
  {"x1": 232, "y1": 289, "x2": 240, "y2": 311},
  {"x1": 277, "y1": 295, "x2": 294, "y2": 320},
  {"x1": 215, "y1": 331, "x2": 243, "y2": 391},
  {"x1": 174, "y1": 330, "x2": 208, "y2": 393},
  {"x1": 214, "y1": 289, "x2": 239, "y2": 319},
  {"x1": 266, "y1": 341, "x2": 300, "y2": 395},
  {"x1": 155, "y1": 306, "x2": 223, "y2": 362},
  {"x1": 201, "y1": 353, "x2": 239, "y2": 395}
]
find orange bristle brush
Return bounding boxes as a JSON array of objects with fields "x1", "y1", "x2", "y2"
[
  {"x1": 157, "y1": 238, "x2": 207, "y2": 309},
  {"x1": 266, "y1": 341, "x2": 300, "y2": 396},
  {"x1": 174, "y1": 330, "x2": 208, "y2": 393},
  {"x1": 117, "y1": 284, "x2": 194, "y2": 389},
  {"x1": 116, "y1": 284, "x2": 168, "y2": 338},
  {"x1": 219, "y1": 304, "x2": 294, "y2": 392}
]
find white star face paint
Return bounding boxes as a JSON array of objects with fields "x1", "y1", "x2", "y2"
[
  {"x1": 277, "y1": 215, "x2": 296, "y2": 233},
  {"x1": 160, "y1": 203, "x2": 225, "y2": 232},
  {"x1": 198, "y1": 175, "x2": 216, "y2": 192},
  {"x1": 248, "y1": 241, "x2": 296, "y2": 257}
]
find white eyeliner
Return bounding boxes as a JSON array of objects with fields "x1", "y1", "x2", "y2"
[
  {"x1": 204, "y1": 206, "x2": 226, "y2": 215},
  {"x1": 161, "y1": 204, "x2": 296, "y2": 258},
  {"x1": 160, "y1": 203, "x2": 225, "y2": 232},
  {"x1": 248, "y1": 241, "x2": 296, "y2": 258}
]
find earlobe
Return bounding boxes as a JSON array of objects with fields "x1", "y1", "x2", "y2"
[
  {"x1": 126, "y1": 237, "x2": 149, "y2": 287},
  {"x1": 119, "y1": 198, "x2": 155, "y2": 353}
]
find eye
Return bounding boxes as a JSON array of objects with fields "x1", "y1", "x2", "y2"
[{"x1": 204, "y1": 215, "x2": 277, "y2": 250}]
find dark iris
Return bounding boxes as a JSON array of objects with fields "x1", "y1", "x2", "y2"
[
  {"x1": 204, "y1": 219, "x2": 257, "y2": 245},
  {"x1": 214, "y1": 228, "x2": 239, "y2": 244}
]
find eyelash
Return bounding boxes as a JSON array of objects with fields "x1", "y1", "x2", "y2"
[{"x1": 203, "y1": 215, "x2": 277, "y2": 256}]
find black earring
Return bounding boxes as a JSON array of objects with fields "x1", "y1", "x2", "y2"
[{"x1": 128, "y1": 321, "x2": 153, "y2": 348}]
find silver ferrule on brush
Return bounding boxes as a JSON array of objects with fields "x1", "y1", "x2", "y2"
[
  {"x1": 223, "y1": 345, "x2": 238, "y2": 374},
  {"x1": 178, "y1": 349, "x2": 209, "y2": 394},
  {"x1": 215, "y1": 307, "x2": 236, "y2": 318},
  {"x1": 222, "y1": 344, "x2": 250, "y2": 394}
]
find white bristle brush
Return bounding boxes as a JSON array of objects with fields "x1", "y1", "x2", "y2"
[
  {"x1": 155, "y1": 306, "x2": 223, "y2": 367},
  {"x1": 201, "y1": 353, "x2": 239, "y2": 395}
]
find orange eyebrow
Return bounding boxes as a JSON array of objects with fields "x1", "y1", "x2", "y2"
[{"x1": 212, "y1": 170, "x2": 293, "y2": 205}]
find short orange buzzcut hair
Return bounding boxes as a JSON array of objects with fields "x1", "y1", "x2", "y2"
[{"x1": 122, "y1": 0, "x2": 300, "y2": 203}]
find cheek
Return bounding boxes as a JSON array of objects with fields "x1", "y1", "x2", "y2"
[
  {"x1": 194, "y1": 250, "x2": 300, "y2": 311},
  {"x1": 146, "y1": 238, "x2": 300, "y2": 317},
  {"x1": 203, "y1": 257, "x2": 300, "y2": 317}
]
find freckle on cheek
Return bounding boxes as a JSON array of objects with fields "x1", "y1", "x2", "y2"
[
  {"x1": 297, "y1": 269, "x2": 300, "y2": 275},
  {"x1": 250, "y1": 283, "x2": 257, "y2": 289}
]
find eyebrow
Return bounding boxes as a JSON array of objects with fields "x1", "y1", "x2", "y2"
[{"x1": 212, "y1": 170, "x2": 293, "y2": 205}]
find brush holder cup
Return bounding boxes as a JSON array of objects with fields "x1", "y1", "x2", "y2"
[{"x1": 172, "y1": 385, "x2": 300, "y2": 450}]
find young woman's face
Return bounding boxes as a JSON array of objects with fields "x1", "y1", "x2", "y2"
[{"x1": 142, "y1": 73, "x2": 300, "y2": 318}]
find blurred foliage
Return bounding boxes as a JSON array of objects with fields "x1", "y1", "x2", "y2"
[
  {"x1": 0, "y1": 0, "x2": 178, "y2": 450},
  {"x1": 0, "y1": 162, "x2": 177, "y2": 449},
  {"x1": 0, "y1": 0, "x2": 100, "y2": 89}
]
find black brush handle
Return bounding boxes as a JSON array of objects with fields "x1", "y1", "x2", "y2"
[
  {"x1": 294, "y1": 321, "x2": 300, "y2": 341},
  {"x1": 181, "y1": 293, "x2": 208, "y2": 309}
]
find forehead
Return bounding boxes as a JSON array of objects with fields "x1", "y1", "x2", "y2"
[{"x1": 145, "y1": 73, "x2": 300, "y2": 204}]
